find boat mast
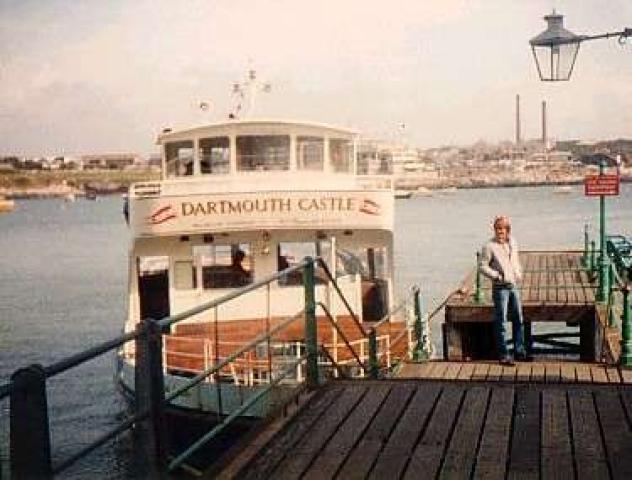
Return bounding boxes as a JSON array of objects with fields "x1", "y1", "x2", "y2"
[{"x1": 229, "y1": 68, "x2": 272, "y2": 119}]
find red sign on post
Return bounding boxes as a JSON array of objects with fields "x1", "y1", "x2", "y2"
[{"x1": 584, "y1": 174, "x2": 620, "y2": 196}]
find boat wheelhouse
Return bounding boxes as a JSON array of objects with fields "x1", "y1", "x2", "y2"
[{"x1": 118, "y1": 119, "x2": 401, "y2": 417}]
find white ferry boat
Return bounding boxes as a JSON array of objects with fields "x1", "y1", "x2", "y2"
[{"x1": 117, "y1": 118, "x2": 408, "y2": 418}]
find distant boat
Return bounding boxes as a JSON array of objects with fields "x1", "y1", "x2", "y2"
[
  {"x1": 413, "y1": 187, "x2": 433, "y2": 197},
  {"x1": 64, "y1": 193, "x2": 76, "y2": 202},
  {"x1": 0, "y1": 196, "x2": 15, "y2": 213},
  {"x1": 553, "y1": 185, "x2": 573, "y2": 194},
  {"x1": 85, "y1": 191, "x2": 98, "y2": 201},
  {"x1": 394, "y1": 190, "x2": 413, "y2": 199}
]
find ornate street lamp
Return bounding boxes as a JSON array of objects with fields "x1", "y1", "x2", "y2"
[{"x1": 530, "y1": 10, "x2": 631, "y2": 81}]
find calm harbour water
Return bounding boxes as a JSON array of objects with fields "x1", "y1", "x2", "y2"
[{"x1": 1, "y1": 184, "x2": 631, "y2": 478}]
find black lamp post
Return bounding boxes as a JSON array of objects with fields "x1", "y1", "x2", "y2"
[{"x1": 530, "y1": 10, "x2": 631, "y2": 81}]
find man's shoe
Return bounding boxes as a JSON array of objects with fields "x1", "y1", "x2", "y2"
[
  {"x1": 499, "y1": 356, "x2": 515, "y2": 366},
  {"x1": 515, "y1": 352, "x2": 534, "y2": 362}
]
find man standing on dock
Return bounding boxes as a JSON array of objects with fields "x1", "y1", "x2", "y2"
[{"x1": 481, "y1": 215, "x2": 530, "y2": 365}]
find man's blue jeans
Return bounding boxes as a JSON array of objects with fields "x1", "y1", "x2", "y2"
[{"x1": 492, "y1": 284, "x2": 527, "y2": 358}]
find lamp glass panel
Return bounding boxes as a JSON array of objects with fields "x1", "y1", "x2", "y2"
[{"x1": 532, "y1": 42, "x2": 580, "y2": 81}]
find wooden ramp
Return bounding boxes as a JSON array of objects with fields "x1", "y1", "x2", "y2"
[{"x1": 218, "y1": 379, "x2": 632, "y2": 479}]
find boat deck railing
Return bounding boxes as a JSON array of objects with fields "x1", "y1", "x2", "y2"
[{"x1": 0, "y1": 257, "x2": 429, "y2": 478}]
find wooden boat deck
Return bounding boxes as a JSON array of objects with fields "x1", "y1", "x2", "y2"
[{"x1": 219, "y1": 378, "x2": 632, "y2": 479}]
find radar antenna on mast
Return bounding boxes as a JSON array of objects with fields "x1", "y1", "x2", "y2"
[{"x1": 229, "y1": 68, "x2": 272, "y2": 119}]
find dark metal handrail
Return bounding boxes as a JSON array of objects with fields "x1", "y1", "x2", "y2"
[
  {"x1": 164, "y1": 311, "x2": 303, "y2": 403},
  {"x1": 316, "y1": 302, "x2": 368, "y2": 373},
  {"x1": 314, "y1": 258, "x2": 368, "y2": 336},
  {"x1": 168, "y1": 354, "x2": 308, "y2": 472},
  {"x1": 3, "y1": 253, "x2": 428, "y2": 478}
]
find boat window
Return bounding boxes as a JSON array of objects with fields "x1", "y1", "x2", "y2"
[
  {"x1": 277, "y1": 242, "x2": 327, "y2": 286},
  {"x1": 174, "y1": 260, "x2": 197, "y2": 290},
  {"x1": 336, "y1": 247, "x2": 387, "y2": 279},
  {"x1": 357, "y1": 150, "x2": 392, "y2": 175},
  {"x1": 193, "y1": 243, "x2": 252, "y2": 289},
  {"x1": 138, "y1": 256, "x2": 169, "y2": 276},
  {"x1": 165, "y1": 141, "x2": 194, "y2": 177},
  {"x1": 137, "y1": 256, "x2": 170, "y2": 321},
  {"x1": 330, "y1": 139, "x2": 353, "y2": 173},
  {"x1": 236, "y1": 135, "x2": 290, "y2": 171},
  {"x1": 199, "y1": 137, "x2": 230, "y2": 174},
  {"x1": 296, "y1": 136, "x2": 324, "y2": 171}
]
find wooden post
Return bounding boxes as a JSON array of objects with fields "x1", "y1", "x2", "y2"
[
  {"x1": 412, "y1": 288, "x2": 429, "y2": 362},
  {"x1": 582, "y1": 224, "x2": 589, "y2": 266},
  {"x1": 303, "y1": 258, "x2": 319, "y2": 388},
  {"x1": 475, "y1": 251, "x2": 483, "y2": 304},
  {"x1": 10, "y1": 364, "x2": 52, "y2": 479},
  {"x1": 134, "y1": 318, "x2": 168, "y2": 472},
  {"x1": 368, "y1": 329, "x2": 379, "y2": 379}
]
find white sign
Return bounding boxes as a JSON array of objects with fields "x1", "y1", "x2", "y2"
[{"x1": 130, "y1": 190, "x2": 393, "y2": 236}]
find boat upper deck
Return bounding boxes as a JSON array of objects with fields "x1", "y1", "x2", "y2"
[{"x1": 128, "y1": 119, "x2": 395, "y2": 237}]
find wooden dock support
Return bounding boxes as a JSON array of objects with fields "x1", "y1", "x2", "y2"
[
  {"x1": 134, "y1": 318, "x2": 168, "y2": 472},
  {"x1": 10, "y1": 364, "x2": 52, "y2": 480},
  {"x1": 444, "y1": 251, "x2": 601, "y2": 361},
  {"x1": 412, "y1": 288, "x2": 429, "y2": 362}
]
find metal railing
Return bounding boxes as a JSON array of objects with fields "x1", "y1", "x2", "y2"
[
  {"x1": 605, "y1": 234, "x2": 632, "y2": 367},
  {"x1": 0, "y1": 256, "x2": 428, "y2": 478}
]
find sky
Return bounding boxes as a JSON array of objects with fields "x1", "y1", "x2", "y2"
[{"x1": 0, "y1": 0, "x2": 631, "y2": 156}]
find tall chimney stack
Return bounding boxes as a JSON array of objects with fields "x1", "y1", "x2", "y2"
[
  {"x1": 515, "y1": 94, "x2": 521, "y2": 145},
  {"x1": 542, "y1": 100, "x2": 547, "y2": 150}
]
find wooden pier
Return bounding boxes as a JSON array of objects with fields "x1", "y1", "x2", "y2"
[
  {"x1": 443, "y1": 251, "x2": 612, "y2": 361},
  {"x1": 217, "y1": 377, "x2": 632, "y2": 479},
  {"x1": 214, "y1": 249, "x2": 632, "y2": 480}
]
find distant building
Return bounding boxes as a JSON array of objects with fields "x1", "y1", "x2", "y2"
[
  {"x1": 80, "y1": 153, "x2": 140, "y2": 170},
  {"x1": 579, "y1": 153, "x2": 616, "y2": 167},
  {"x1": 357, "y1": 140, "x2": 394, "y2": 175},
  {"x1": 528, "y1": 150, "x2": 572, "y2": 164}
]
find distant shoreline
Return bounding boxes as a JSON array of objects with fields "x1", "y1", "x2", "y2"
[
  {"x1": 0, "y1": 169, "x2": 159, "y2": 199},
  {"x1": 1, "y1": 170, "x2": 630, "y2": 199}
]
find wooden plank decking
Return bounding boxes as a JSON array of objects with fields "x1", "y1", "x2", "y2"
[
  {"x1": 449, "y1": 251, "x2": 595, "y2": 308},
  {"x1": 399, "y1": 360, "x2": 632, "y2": 384},
  {"x1": 222, "y1": 379, "x2": 632, "y2": 479},
  {"x1": 443, "y1": 251, "x2": 608, "y2": 361}
]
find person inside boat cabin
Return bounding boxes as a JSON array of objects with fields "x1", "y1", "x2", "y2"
[
  {"x1": 480, "y1": 215, "x2": 531, "y2": 365},
  {"x1": 231, "y1": 249, "x2": 251, "y2": 286}
]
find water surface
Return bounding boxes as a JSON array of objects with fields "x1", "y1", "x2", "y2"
[{"x1": 1, "y1": 185, "x2": 631, "y2": 477}]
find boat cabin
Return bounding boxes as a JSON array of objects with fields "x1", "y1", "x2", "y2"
[{"x1": 125, "y1": 120, "x2": 395, "y2": 333}]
